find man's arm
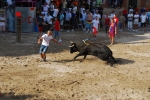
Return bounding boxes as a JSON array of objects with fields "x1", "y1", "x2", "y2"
[
  {"x1": 51, "y1": 38, "x2": 61, "y2": 44},
  {"x1": 38, "y1": 37, "x2": 43, "y2": 44}
]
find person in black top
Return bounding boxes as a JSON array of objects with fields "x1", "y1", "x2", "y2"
[{"x1": 36, "y1": 14, "x2": 47, "y2": 39}]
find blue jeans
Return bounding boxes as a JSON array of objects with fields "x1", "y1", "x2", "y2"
[
  {"x1": 54, "y1": 30, "x2": 60, "y2": 39},
  {"x1": 39, "y1": 45, "x2": 49, "y2": 54}
]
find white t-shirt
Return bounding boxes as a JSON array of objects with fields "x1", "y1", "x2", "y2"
[
  {"x1": 62, "y1": 1, "x2": 67, "y2": 8},
  {"x1": 53, "y1": 9, "x2": 59, "y2": 17},
  {"x1": 46, "y1": 15, "x2": 53, "y2": 24},
  {"x1": 42, "y1": 5, "x2": 50, "y2": 12},
  {"x1": 0, "y1": 17, "x2": 5, "y2": 25},
  {"x1": 92, "y1": 19, "x2": 99, "y2": 29},
  {"x1": 82, "y1": 12, "x2": 86, "y2": 20},
  {"x1": 7, "y1": 0, "x2": 12, "y2": 5},
  {"x1": 140, "y1": 15, "x2": 148, "y2": 23},
  {"x1": 134, "y1": 14, "x2": 139, "y2": 21},
  {"x1": 45, "y1": 0, "x2": 50, "y2": 5},
  {"x1": 128, "y1": 13, "x2": 133, "y2": 21},
  {"x1": 50, "y1": 4, "x2": 54, "y2": 11},
  {"x1": 93, "y1": 13, "x2": 101, "y2": 20},
  {"x1": 42, "y1": 34, "x2": 53, "y2": 46},
  {"x1": 72, "y1": 6, "x2": 77, "y2": 14}
]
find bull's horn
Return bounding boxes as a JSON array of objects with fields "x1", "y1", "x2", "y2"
[
  {"x1": 68, "y1": 44, "x2": 74, "y2": 47},
  {"x1": 70, "y1": 41, "x2": 73, "y2": 43}
]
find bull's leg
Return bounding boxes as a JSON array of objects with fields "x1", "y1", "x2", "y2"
[
  {"x1": 72, "y1": 53, "x2": 83, "y2": 60},
  {"x1": 83, "y1": 55, "x2": 87, "y2": 59}
]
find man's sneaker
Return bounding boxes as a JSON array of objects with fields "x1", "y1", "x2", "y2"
[
  {"x1": 2, "y1": 34, "x2": 4, "y2": 36},
  {"x1": 71, "y1": 29, "x2": 74, "y2": 32},
  {"x1": 43, "y1": 57, "x2": 46, "y2": 62},
  {"x1": 58, "y1": 39, "x2": 62, "y2": 42},
  {"x1": 67, "y1": 30, "x2": 70, "y2": 32}
]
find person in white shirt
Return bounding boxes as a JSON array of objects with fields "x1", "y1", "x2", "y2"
[
  {"x1": 45, "y1": 13, "x2": 53, "y2": 30},
  {"x1": 7, "y1": 0, "x2": 12, "y2": 6},
  {"x1": 49, "y1": 3, "x2": 54, "y2": 16},
  {"x1": 41, "y1": 2, "x2": 50, "y2": 16},
  {"x1": 133, "y1": 11, "x2": 139, "y2": 31},
  {"x1": 72, "y1": 5, "x2": 77, "y2": 14},
  {"x1": 127, "y1": 11, "x2": 133, "y2": 30},
  {"x1": 81, "y1": 9, "x2": 87, "y2": 31},
  {"x1": 92, "y1": 16, "x2": 100, "y2": 40},
  {"x1": 140, "y1": 12, "x2": 148, "y2": 31},
  {"x1": 0, "y1": 14, "x2": 6, "y2": 36},
  {"x1": 45, "y1": 0, "x2": 50, "y2": 5},
  {"x1": 93, "y1": 10, "x2": 101, "y2": 20},
  {"x1": 38, "y1": 30, "x2": 60, "y2": 62},
  {"x1": 53, "y1": 6, "x2": 59, "y2": 18}
]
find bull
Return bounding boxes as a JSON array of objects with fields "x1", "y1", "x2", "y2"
[{"x1": 69, "y1": 40, "x2": 117, "y2": 67}]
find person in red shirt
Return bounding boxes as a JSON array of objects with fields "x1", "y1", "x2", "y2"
[
  {"x1": 104, "y1": 14, "x2": 110, "y2": 34},
  {"x1": 54, "y1": 18, "x2": 62, "y2": 42},
  {"x1": 123, "y1": 9, "x2": 128, "y2": 28}
]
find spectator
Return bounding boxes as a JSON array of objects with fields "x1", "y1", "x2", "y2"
[
  {"x1": 93, "y1": 10, "x2": 101, "y2": 20},
  {"x1": 67, "y1": 0, "x2": 72, "y2": 8},
  {"x1": 45, "y1": 0, "x2": 50, "y2": 5},
  {"x1": 62, "y1": 0, "x2": 67, "y2": 12},
  {"x1": 118, "y1": 12, "x2": 125, "y2": 31},
  {"x1": 147, "y1": 9, "x2": 150, "y2": 29},
  {"x1": 70, "y1": 9, "x2": 76, "y2": 32},
  {"x1": 104, "y1": 14, "x2": 110, "y2": 34},
  {"x1": 0, "y1": 14, "x2": 6, "y2": 36},
  {"x1": 72, "y1": 4, "x2": 77, "y2": 14},
  {"x1": 81, "y1": 9, "x2": 87, "y2": 31},
  {"x1": 37, "y1": 30, "x2": 61, "y2": 62},
  {"x1": 59, "y1": 11, "x2": 64, "y2": 30},
  {"x1": 140, "y1": 12, "x2": 148, "y2": 31},
  {"x1": 53, "y1": 18, "x2": 61, "y2": 42},
  {"x1": 45, "y1": 13, "x2": 53, "y2": 30},
  {"x1": 53, "y1": 6, "x2": 59, "y2": 18},
  {"x1": 108, "y1": 19, "x2": 117, "y2": 45},
  {"x1": 49, "y1": 2, "x2": 55, "y2": 16},
  {"x1": 36, "y1": 14, "x2": 47, "y2": 39},
  {"x1": 41, "y1": 2, "x2": 50, "y2": 16},
  {"x1": 133, "y1": 11, "x2": 139, "y2": 31},
  {"x1": 65, "y1": 9, "x2": 72, "y2": 32},
  {"x1": 127, "y1": 11, "x2": 133, "y2": 30},
  {"x1": 85, "y1": 10, "x2": 93, "y2": 34},
  {"x1": 92, "y1": 16, "x2": 100, "y2": 41}
]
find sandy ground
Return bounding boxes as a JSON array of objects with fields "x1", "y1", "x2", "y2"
[{"x1": 0, "y1": 29, "x2": 150, "y2": 100}]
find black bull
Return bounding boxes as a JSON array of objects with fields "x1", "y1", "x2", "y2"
[{"x1": 69, "y1": 40, "x2": 117, "y2": 66}]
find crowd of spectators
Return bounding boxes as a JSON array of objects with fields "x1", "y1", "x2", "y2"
[{"x1": 1, "y1": 0, "x2": 150, "y2": 41}]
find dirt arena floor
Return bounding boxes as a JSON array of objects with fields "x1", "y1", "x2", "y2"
[{"x1": 0, "y1": 29, "x2": 150, "y2": 100}]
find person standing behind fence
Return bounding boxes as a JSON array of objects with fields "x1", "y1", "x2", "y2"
[
  {"x1": 147, "y1": 9, "x2": 150, "y2": 29},
  {"x1": 133, "y1": 11, "x2": 139, "y2": 32},
  {"x1": 65, "y1": 9, "x2": 72, "y2": 32},
  {"x1": 85, "y1": 10, "x2": 93, "y2": 34},
  {"x1": 53, "y1": 18, "x2": 62, "y2": 42},
  {"x1": 108, "y1": 19, "x2": 117, "y2": 45},
  {"x1": 45, "y1": 13, "x2": 53, "y2": 31},
  {"x1": 59, "y1": 11, "x2": 64, "y2": 30},
  {"x1": 0, "y1": 14, "x2": 5, "y2": 36},
  {"x1": 127, "y1": 11, "x2": 133, "y2": 31},
  {"x1": 104, "y1": 14, "x2": 110, "y2": 34},
  {"x1": 92, "y1": 16, "x2": 100, "y2": 41},
  {"x1": 36, "y1": 14, "x2": 47, "y2": 39},
  {"x1": 118, "y1": 12, "x2": 125, "y2": 31},
  {"x1": 140, "y1": 12, "x2": 148, "y2": 32}
]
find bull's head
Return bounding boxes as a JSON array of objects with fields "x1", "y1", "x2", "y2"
[{"x1": 69, "y1": 41, "x2": 78, "y2": 53}]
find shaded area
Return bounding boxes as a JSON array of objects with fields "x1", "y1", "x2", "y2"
[{"x1": 0, "y1": 92, "x2": 35, "y2": 100}]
